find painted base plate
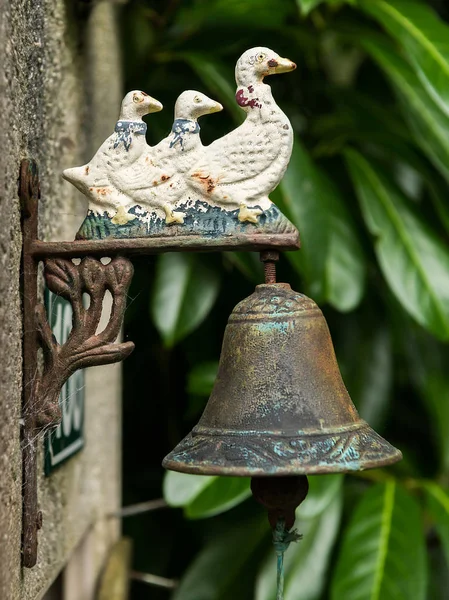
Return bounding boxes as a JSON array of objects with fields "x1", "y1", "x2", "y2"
[{"x1": 76, "y1": 200, "x2": 299, "y2": 250}]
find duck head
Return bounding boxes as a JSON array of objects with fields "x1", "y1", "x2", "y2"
[
  {"x1": 235, "y1": 47, "x2": 296, "y2": 87},
  {"x1": 174, "y1": 91, "x2": 223, "y2": 121},
  {"x1": 119, "y1": 90, "x2": 163, "y2": 120}
]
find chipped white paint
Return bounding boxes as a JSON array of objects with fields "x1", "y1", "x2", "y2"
[
  {"x1": 63, "y1": 47, "x2": 296, "y2": 229},
  {"x1": 114, "y1": 90, "x2": 223, "y2": 225},
  {"x1": 62, "y1": 90, "x2": 162, "y2": 219},
  {"x1": 197, "y1": 47, "x2": 296, "y2": 223}
]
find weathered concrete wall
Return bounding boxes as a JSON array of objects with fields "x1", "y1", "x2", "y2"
[{"x1": 0, "y1": 1, "x2": 124, "y2": 598}]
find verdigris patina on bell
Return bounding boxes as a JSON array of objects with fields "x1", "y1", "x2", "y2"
[
  {"x1": 62, "y1": 48, "x2": 299, "y2": 248},
  {"x1": 163, "y1": 283, "x2": 402, "y2": 476}
]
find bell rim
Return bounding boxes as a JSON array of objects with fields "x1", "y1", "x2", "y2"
[
  {"x1": 191, "y1": 420, "x2": 371, "y2": 438},
  {"x1": 162, "y1": 454, "x2": 402, "y2": 477},
  {"x1": 162, "y1": 422, "x2": 402, "y2": 477}
]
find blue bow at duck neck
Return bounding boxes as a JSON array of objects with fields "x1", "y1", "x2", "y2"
[
  {"x1": 170, "y1": 119, "x2": 201, "y2": 150},
  {"x1": 114, "y1": 120, "x2": 147, "y2": 151}
]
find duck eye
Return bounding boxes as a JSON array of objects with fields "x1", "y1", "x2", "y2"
[
  {"x1": 256, "y1": 53, "x2": 266, "y2": 63},
  {"x1": 194, "y1": 96, "x2": 202, "y2": 103},
  {"x1": 133, "y1": 95, "x2": 143, "y2": 103}
]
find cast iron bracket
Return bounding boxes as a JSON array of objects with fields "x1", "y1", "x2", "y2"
[
  {"x1": 19, "y1": 159, "x2": 289, "y2": 568},
  {"x1": 20, "y1": 160, "x2": 137, "y2": 567}
]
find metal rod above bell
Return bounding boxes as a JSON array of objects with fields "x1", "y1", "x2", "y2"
[{"x1": 163, "y1": 282, "x2": 402, "y2": 477}]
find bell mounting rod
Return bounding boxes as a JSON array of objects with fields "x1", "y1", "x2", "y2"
[{"x1": 260, "y1": 250, "x2": 279, "y2": 284}]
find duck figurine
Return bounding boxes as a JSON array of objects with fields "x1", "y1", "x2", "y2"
[
  {"x1": 118, "y1": 90, "x2": 223, "y2": 224},
  {"x1": 62, "y1": 90, "x2": 163, "y2": 223},
  {"x1": 187, "y1": 47, "x2": 296, "y2": 223}
]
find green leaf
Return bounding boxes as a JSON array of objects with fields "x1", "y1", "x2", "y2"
[
  {"x1": 186, "y1": 477, "x2": 251, "y2": 519},
  {"x1": 184, "y1": 54, "x2": 244, "y2": 124},
  {"x1": 428, "y1": 179, "x2": 449, "y2": 236},
  {"x1": 297, "y1": 0, "x2": 325, "y2": 15},
  {"x1": 256, "y1": 475, "x2": 343, "y2": 600},
  {"x1": 345, "y1": 148, "x2": 449, "y2": 340},
  {"x1": 340, "y1": 323, "x2": 393, "y2": 430},
  {"x1": 164, "y1": 471, "x2": 215, "y2": 507},
  {"x1": 331, "y1": 481, "x2": 427, "y2": 600},
  {"x1": 404, "y1": 328, "x2": 449, "y2": 472},
  {"x1": 313, "y1": 87, "x2": 411, "y2": 157},
  {"x1": 427, "y1": 543, "x2": 449, "y2": 600},
  {"x1": 175, "y1": 0, "x2": 293, "y2": 31},
  {"x1": 358, "y1": 0, "x2": 449, "y2": 117},
  {"x1": 173, "y1": 512, "x2": 267, "y2": 600},
  {"x1": 425, "y1": 482, "x2": 449, "y2": 567},
  {"x1": 279, "y1": 140, "x2": 366, "y2": 311},
  {"x1": 187, "y1": 361, "x2": 219, "y2": 397},
  {"x1": 362, "y1": 36, "x2": 449, "y2": 184},
  {"x1": 151, "y1": 253, "x2": 220, "y2": 348},
  {"x1": 163, "y1": 471, "x2": 251, "y2": 519},
  {"x1": 223, "y1": 252, "x2": 264, "y2": 283},
  {"x1": 326, "y1": 214, "x2": 366, "y2": 312},
  {"x1": 297, "y1": 0, "x2": 346, "y2": 16},
  {"x1": 300, "y1": 474, "x2": 343, "y2": 519},
  {"x1": 355, "y1": 327, "x2": 392, "y2": 428}
]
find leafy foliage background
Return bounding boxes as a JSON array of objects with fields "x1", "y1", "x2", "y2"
[{"x1": 121, "y1": 0, "x2": 449, "y2": 598}]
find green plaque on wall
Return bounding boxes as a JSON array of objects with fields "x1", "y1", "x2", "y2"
[{"x1": 44, "y1": 290, "x2": 85, "y2": 475}]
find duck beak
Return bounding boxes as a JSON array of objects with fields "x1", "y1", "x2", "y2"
[
  {"x1": 150, "y1": 99, "x2": 163, "y2": 113},
  {"x1": 269, "y1": 56, "x2": 296, "y2": 74},
  {"x1": 209, "y1": 101, "x2": 223, "y2": 114}
]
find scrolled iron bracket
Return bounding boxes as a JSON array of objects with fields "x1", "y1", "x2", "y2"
[
  {"x1": 20, "y1": 160, "x2": 137, "y2": 567},
  {"x1": 35, "y1": 256, "x2": 134, "y2": 428}
]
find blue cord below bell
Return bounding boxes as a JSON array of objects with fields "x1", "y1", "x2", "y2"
[{"x1": 272, "y1": 519, "x2": 302, "y2": 600}]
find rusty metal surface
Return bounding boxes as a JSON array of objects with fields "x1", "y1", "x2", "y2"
[
  {"x1": 251, "y1": 476, "x2": 309, "y2": 530},
  {"x1": 36, "y1": 257, "x2": 134, "y2": 428},
  {"x1": 19, "y1": 160, "x2": 135, "y2": 568},
  {"x1": 260, "y1": 250, "x2": 279, "y2": 284},
  {"x1": 20, "y1": 159, "x2": 41, "y2": 568},
  {"x1": 29, "y1": 231, "x2": 299, "y2": 258},
  {"x1": 163, "y1": 283, "x2": 402, "y2": 476}
]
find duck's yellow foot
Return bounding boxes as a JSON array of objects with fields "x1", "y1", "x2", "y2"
[
  {"x1": 111, "y1": 205, "x2": 134, "y2": 225},
  {"x1": 165, "y1": 211, "x2": 186, "y2": 225},
  {"x1": 238, "y1": 204, "x2": 263, "y2": 224}
]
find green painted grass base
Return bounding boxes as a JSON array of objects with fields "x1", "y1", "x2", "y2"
[{"x1": 76, "y1": 200, "x2": 297, "y2": 241}]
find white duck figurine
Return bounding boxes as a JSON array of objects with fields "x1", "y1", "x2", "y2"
[
  {"x1": 187, "y1": 47, "x2": 296, "y2": 223},
  {"x1": 62, "y1": 90, "x2": 162, "y2": 223},
  {"x1": 118, "y1": 90, "x2": 222, "y2": 224}
]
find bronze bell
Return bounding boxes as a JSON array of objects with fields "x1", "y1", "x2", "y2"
[{"x1": 163, "y1": 283, "x2": 402, "y2": 476}]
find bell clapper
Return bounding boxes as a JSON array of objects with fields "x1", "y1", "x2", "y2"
[
  {"x1": 260, "y1": 250, "x2": 279, "y2": 284},
  {"x1": 251, "y1": 476, "x2": 309, "y2": 599}
]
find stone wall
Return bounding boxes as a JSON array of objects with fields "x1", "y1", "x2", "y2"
[{"x1": 0, "y1": 1, "x2": 125, "y2": 598}]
